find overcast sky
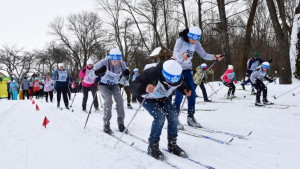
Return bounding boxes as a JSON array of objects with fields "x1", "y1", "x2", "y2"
[{"x1": 0, "y1": 0, "x2": 96, "y2": 51}]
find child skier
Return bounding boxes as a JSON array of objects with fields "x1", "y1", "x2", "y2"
[
  {"x1": 222, "y1": 65, "x2": 237, "y2": 99},
  {"x1": 9, "y1": 80, "x2": 19, "y2": 100},
  {"x1": 33, "y1": 79, "x2": 40, "y2": 99},
  {"x1": 173, "y1": 26, "x2": 223, "y2": 128},
  {"x1": 79, "y1": 58, "x2": 99, "y2": 111},
  {"x1": 193, "y1": 63, "x2": 214, "y2": 102},
  {"x1": 250, "y1": 62, "x2": 274, "y2": 106},
  {"x1": 44, "y1": 75, "x2": 54, "y2": 102},
  {"x1": 92, "y1": 48, "x2": 130, "y2": 134},
  {"x1": 130, "y1": 60, "x2": 191, "y2": 160}
]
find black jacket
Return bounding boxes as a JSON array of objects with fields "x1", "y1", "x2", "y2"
[{"x1": 130, "y1": 61, "x2": 190, "y2": 102}]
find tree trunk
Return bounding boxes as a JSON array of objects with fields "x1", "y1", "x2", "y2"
[
  {"x1": 163, "y1": 0, "x2": 170, "y2": 48},
  {"x1": 266, "y1": 0, "x2": 292, "y2": 84},
  {"x1": 181, "y1": 0, "x2": 188, "y2": 28},
  {"x1": 217, "y1": 0, "x2": 231, "y2": 65},
  {"x1": 294, "y1": 1, "x2": 300, "y2": 79},
  {"x1": 197, "y1": 0, "x2": 202, "y2": 30},
  {"x1": 242, "y1": 0, "x2": 258, "y2": 77}
]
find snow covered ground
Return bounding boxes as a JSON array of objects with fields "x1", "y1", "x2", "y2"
[{"x1": 0, "y1": 79, "x2": 300, "y2": 169}]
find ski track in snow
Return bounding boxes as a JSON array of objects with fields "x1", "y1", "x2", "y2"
[{"x1": 1, "y1": 81, "x2": 300, "y2": 169}]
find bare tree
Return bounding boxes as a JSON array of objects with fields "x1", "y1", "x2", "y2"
[
  {"x1": 266, "y1": 0, "x2": 292, "y2": 84},
  {"x1": 49, "y1": 11, "x2": 104, "y2": 71},
  {"x1": 294, "y1": 1, "x2": 300, "y2": 79},
  {"x1": 217, "y1": 0, "x2": 231, "y2": 65},
  {"x1": 242, "y1": 0, "x2": 259, "y2": 76},
  {"x1": 0, "y1": 45, "x2": 35, "y2": 82}
]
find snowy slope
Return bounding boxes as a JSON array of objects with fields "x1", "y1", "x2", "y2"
[{"x1": 0, "y1": 79, "x2": 300, "y2": 169}]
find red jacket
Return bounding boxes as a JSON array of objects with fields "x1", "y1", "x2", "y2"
[{"x1": 222, "y1": 69, "x2": 236, "y2": 84}]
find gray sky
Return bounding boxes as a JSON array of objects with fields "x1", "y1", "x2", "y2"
[{"x1": 0, "y1": 0, "x2": 96, "y2": 51}]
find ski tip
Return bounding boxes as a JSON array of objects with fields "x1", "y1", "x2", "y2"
[
  {"x1": 273, "y1": 96, "x2": 277, "y2": 99},
  {"x1": 247, "y1": 131, "x2": 252, "y2": 136},
  {"x1": 130, "y1": 142, "x2": 134, "y2": 146},
  {"x1": 292, "y1": 93, "x2": 295, "y2": 96}
]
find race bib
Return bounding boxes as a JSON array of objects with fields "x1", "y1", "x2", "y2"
[
  {"x1": 57, "y1": 71, "x2": 67, "y2": 81},
  {"x1": 101, "y1": 71, "x2": 120, "y2": 85},
  {"x1": 45, "y1": 81, "x2": 52, "y2": 88},
  {"x1": 83, "y1": 69, "x2": 96, "y2": 84},
  {"x1": 143, "y1": 81, "x2": 178, "y2": 99}
]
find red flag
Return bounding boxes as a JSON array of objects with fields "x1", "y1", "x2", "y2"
[
  {"x1": 42, "y1": 116, "x2": 50, "y2": 128},
  {"x1": 36, "y1": 104, "x2": 40, "y2": 111},
  {"x1": 32, "y1": 100, "x2": 35, "y2": 104}
]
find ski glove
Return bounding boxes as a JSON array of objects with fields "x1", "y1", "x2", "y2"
[
  {"x1": 123, "y1": 69, "x2": 130, "y2": 77},
  {"x1": 95, "y1": 66, "x2": 107, "y2": 76},
  {"x1": 82, "y1": 68, "x2": 86, "y2": 73}
]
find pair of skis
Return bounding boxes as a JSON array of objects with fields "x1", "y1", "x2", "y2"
[{"x1": 104, "y1": 129, "x2": 216, "y2": 169}]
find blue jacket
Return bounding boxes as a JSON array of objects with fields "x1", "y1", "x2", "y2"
[
  {"x1": 52, "y1": 69, "x2": 70, "y2": 88},
  {"x1": 9, "y1": 82, "x2": 19, "y2": 92}
]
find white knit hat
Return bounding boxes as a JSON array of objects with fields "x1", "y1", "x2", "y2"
[
  {"x1": 188, "y1": 26, "x2": 202, "y2": 40},
  {"x1": 109, "y1": 48, "x2": 122, "y2": 60},
  {"x1": 200, "y1": 63, "x2": 207, "y2": 69},
  {"x1": 133, "y1": 68, "x2": 139, "y2": 72},
  {"x1": 87, "y1": 58, "x2": 94, "y2": 65},
  {"x1": 58, "y1": 63, "x2": 64, "y2": 68},
  {"x1": 228, "y1": 65, "x2": 234, "y2": 70},
  {"x1": 162, "y1": 60, "x2": 182, "y2": 83}
]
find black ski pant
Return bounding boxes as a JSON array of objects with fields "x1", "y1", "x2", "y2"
[
  {"x1": 56, "y1": 86, "x2": 69, "y2": 107},
  {"x1": 45, "y1": 91, "x2": 53, "y2": 102},
  {"x1": 199, "y1": 82, "x2": 208, "y2": 101},
  {"x1": 23, "y1": 90, "x2": 29, "y2": 99},
  {"x1": 223, "y1": 82, "x2": 236, "y2": 96},
  {"x1": 82, "y1": 84, "x2": 98, "y2": 109},
  {"x1": 34, "y1": 91, "x2": 39, "y2": 99},
  {"x1": 254, "y1": 80, "x2": 267, "y2": 101}
]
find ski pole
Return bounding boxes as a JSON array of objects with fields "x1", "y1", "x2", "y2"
[
  {"x1": 274, "y1": 85, "x2": 300, "y2": 99},
  {"x1": 207, "y1": 83, "x2": 217, "y2": 94},
  {"x1": 84, "y1": 91, "x2": 99, "y2": 129},
  {"x1": 208, "y1": 85, "x2": 225, "y2": 98},
  {"x1": 114, "y1": 96, "x2": 147, "y2": 149}
]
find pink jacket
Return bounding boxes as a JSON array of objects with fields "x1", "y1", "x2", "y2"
[
  {"x1": 79, "y1": 65, "x2": 96, "y2": 88},
  {"x1": 222, "y1": 69, "x2": 237, "y2": 84}
]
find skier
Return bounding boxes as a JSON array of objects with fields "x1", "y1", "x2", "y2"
[
  {"x1": 129, "y1": 68, "x2": 139, "y2": 103},
  {"x1": 221, "y1": 65, "x2": 237, "y2": 99},
  {"x1": 29, "y1": 79, "x2": 34, "y2": 97},
  {"x1": 44, "y1": 75, "x2": 54, "y2": 102},
  {"x1": 33, "y1": 79, "x2": 40, "y2": 99},
  {"x1": 52, "y1": 63, "x2": 70, "y2": 109},
  {"x1": 241, "y1": 53, "x2": 264, "y2": 93},
  {"x1": 7, "y1": 81, "x2": 11, "y2": 100},
  {"x1": 79, "y1": 58, "x2": 99, "y2": 111},
  {"x1": 119, "y1": 68, "x2": 133, "y2": 109},
  {"x1": 21, "y1": 77, "x2": 30, "y2": 99},
  {"x1": 130, "y1": 60, "x2": 191, "y2": 160},
  {"x1": 9, "y1": 80, "x2": 19, "y2": 100},
  {"x1": 250, "y1": 62, "x2": 274, "y2": 106},
  {"x1": 193, "y1": 63, "x2": 214, "y2": 102},
  {"x1": 173, "y1": 26, "x2": 223, "y2": 128},
  {"x1": 39, "y1": 82, "x2": 44, "y2": 98},
  {"x1": 92, "y1": 48, "x2": 130, "y2": 134}
]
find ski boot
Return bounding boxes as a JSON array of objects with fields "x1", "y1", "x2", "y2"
[
  {"x1": 263, "y1": 98, "x2": 274, "y2": 105},
  {"x1": 148, "y1": 141, "x2": 165, "y2": 160},
  {"x1": 82, "y1": 107, "x2": 86, "y2": 111},
  {"x1": 65, "y1": 106, "x2": 70, "y2": 110},
  {"x1": 95, "y1": 107, "x2": 100, "y2": 112},
  {"x1": 226, "y1": 94, "x2": 231, "y2": 99},
  {"x1": 241, "y1": 83, "x2": 245, "y2": 90},
  {"x1": 187, "y1": 117, "x2": 202, "y2": 128},
  {"x1": 104, "y1": 122, "x2": 112, "y2": 134},
  {"x1": 255, "y1": 100, "x2": 264, "y2": 106},
  {"x1": 118, "y1": 123, "x2": 128, "y2": 133},
  {"x1": 168, "y1": 139, "x2": 188, "y2": 158},
  {"x1": 204, "y1": 99, "x2": 212, "y2": 102},
  {"x1": 127, "y1": 104, "x2": 133, "y2": 109}
]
